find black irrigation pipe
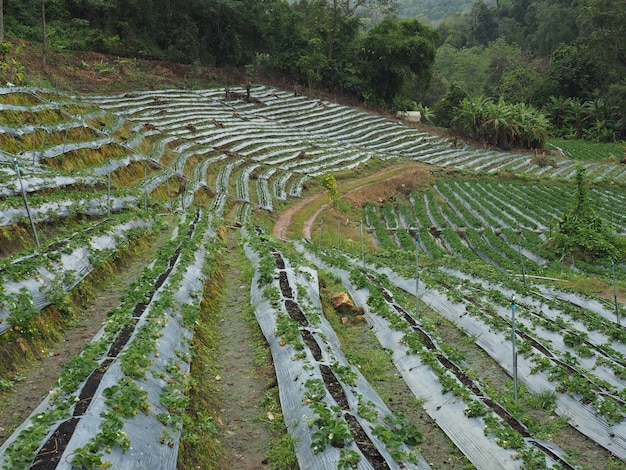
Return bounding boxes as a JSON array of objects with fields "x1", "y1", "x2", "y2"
[{"x1": 28, "y1": 210, "x2": 200, "y2": 469}]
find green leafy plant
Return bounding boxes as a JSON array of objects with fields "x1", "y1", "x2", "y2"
[
  {"x1": 464, "y1": 399, "x2": 487, "y2": 418},
  {"x1": 330, "y1": 362, "x2": 358, "y2": 386},
  {"x1": 338, "y1": 448, "x2": 361, "y2": 469},
  {"x1": 309, "y1": 402, "x2": 352, "y2": 452},
  {"x1": 275, "y1": 312, "x2": 304, "y2": 350},
  {"x1": 372, "y1": 411, "x2": 422, "y2": 464}
]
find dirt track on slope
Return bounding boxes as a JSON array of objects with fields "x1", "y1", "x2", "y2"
[{"x1": 272, "y1": 162, "x2": 434, "y2": 240}]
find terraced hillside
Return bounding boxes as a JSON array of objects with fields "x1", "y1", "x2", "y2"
[{"x1": 0, "y1": 84, "x2": 625, "y2": 470}]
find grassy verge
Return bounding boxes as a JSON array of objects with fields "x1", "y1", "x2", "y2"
[{"x1": 179, "y1": 228, "x2": 297, "y2": 469}]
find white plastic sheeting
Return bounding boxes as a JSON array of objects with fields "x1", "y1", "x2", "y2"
[
  {"x1": 297, "y1": 247, "x2": 525, "y2": 470},
  {"x1": 0, "y1": 219, "x2": 154, "y2": 335},
  {"x1": 245, "y1": 241, "x2": 430, "y2": 470},
  {"x1": 0, "y1": 211, "x2": 214, "y2": 469},
  {"x1": 373, "y1": 264, "x2": 626, "y2": 461}
]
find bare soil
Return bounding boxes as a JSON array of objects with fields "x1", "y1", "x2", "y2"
[
  {"x1": 214, "y1": 232, "x2": 275, "y2": 468},
  {"x1": 272, "y1": 161, "x2": 433, "y2": 240}
]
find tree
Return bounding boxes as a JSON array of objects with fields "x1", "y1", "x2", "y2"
[
  {"x1": 433, "y1": 82, "x2": 468, "y2": 128},
  {"x1": 322, "y1": 173, "x2": 339, "y2": 206},
  {"x1": 433, "y1": 43, "x2": 490, "y2": 95},
  {"x1": 550, "y1": 166, "x2": 625, "y2": 262},
  {"x1": 525, "y1": 0, "x2": 577, "y2": 56},
  {"x1": 326, "y1": 0, "x2": 394, "y2": 60},
  {"x1": 469, "y1": 1, "x2": 497, "y2": 46},
  {"x1": 576, "y1": 0, "x2": 626, "y2": 72},
  {"x1": 545, "y1": 44, "x2": 604, "y2": 101},
  {"x1": 565, "y1": 97, "x2": 589, "y2": 140},
  {"x1": 438, "y1": 12, "x2": 473, "y2": 48},
  {"x1": 41, "y1": 0, "x2": 47, "y2": 67},
  {"x1": 1, "y1": 0, "x2": 4, "y2": 42},
  {"x1": 296, "y1": 38, "x2": 328, "y2": 90},
  {"x1": 451, "y1": 95, "x2": 549, "y2": 149},
  {"x1": 359, "y1": 17, "x2": 438, "y2": 105}
]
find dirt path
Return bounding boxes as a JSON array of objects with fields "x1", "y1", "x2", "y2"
[
  {"x1": 0, "y1": 223, "x2": 175, "y2": 446},
  {"x1": 272, "y1": 190, "x2": 325, "y2": 240},
  {"x1": 215, "y1": 232, "x2": 274, "y2": 468},
  {"x1": 273, "y1": 162, "x2": 432, "y2": 241}
]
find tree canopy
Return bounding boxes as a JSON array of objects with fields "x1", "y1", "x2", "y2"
[{"x1": 1, "y1": 0, "x2": 624, "y2": 142}]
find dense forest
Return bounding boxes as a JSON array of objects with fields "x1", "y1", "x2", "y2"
[
  {"x1": 1, "y1": 0, "x2": 625, "y2": 147},
  {"x1": 395, "y1": 0, "x2": 497, "y2": 23}
]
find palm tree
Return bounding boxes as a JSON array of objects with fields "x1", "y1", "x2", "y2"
[
  {"x1": 507, "y1": 102, "x2": 549, "y2": 148},
  {"x1": 566, "y1": 97, "x2": 589, "y2": 139},
  {"x1": 484, "y1": 98, "x2": 513, "y2": 147},
  {"x1": 453, "y1": 95, "x2": 491, "y2": 141},
  {"x1": 585, "y1": 98, "x2": 617, "y2": 141},
  {"x1": 544, "y1": 95, "x2": 568, "y2": 133}
]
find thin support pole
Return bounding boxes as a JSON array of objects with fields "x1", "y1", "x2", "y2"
[
  {"x1": 14, "y1": 158, "x2": 40, "y2": 247},
  {"x1": 166, "y1": 175, "x2": 172, "y2": 213},
  {"x1": 613, "y1": 261, "x2": 621, "y2": 326},
  {"x1": 415, "y1": 233, "x2": 419, "y2": 316},
  {"x1": 511, "y1": 294, "x2": 518, "y2": 401},
  {"x1": 107, "y1": 162, "x2": 111, "y2": 216},
  {"x1": 318, "y1": 218, "x2": 324, "y2": 246},
  {"x1": 181, "y1": 178, "x2": 186, "y2": 211},
  {"x1": 360, "y1": 220, "x2": 365, "y2": 267},
  {"x1": 518, "y1": 244, "x2": 526, "y2": 285},
  {"x1": 39, "y1": 131, "x2": 45, "y2": 162},
  {"x1": 337, "y1": 217, "x2": 341, "y2": 256},
  {"x1": 143, "y1": 163, "x2": 148, "y2": 211}
]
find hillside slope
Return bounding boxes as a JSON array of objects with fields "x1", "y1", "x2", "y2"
[{"x1": 0, "y1": 49, "x2": 625, "y2": 469}]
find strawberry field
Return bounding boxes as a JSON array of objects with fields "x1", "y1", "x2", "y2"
[{"x1": 0, "y1": 84, "x2": 624, "y2": 470}]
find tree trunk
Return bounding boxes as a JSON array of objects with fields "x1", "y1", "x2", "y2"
[
  {"x1": 327, "y1": 0, "x2": 338, "y2": 60},
  {"x1": 42, "y1": 0, "x2": 47, "y2": 67},
  {"x1": 0, "y1": 0, "x2": 4, "y2": 42}
]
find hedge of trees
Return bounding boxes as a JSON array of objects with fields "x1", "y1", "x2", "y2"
[{"x1": 1, "y1": 0, "x2": 625, "y2": 147}]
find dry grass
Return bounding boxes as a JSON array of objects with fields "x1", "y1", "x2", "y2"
[{"x1": 342, "y1": 161, "x2": 433, "y2": 207}]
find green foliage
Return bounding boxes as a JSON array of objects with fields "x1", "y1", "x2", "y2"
[
  {"x1": 451, "y1": 95, "x2": 549, "y2": 149},
  {"x1": 267, "y1": 433, "x2": 298, "y2": 470},
  {"x1": 309, "y1": 402, "x2": 352, "y2": 452},
  {"x1": 359, "y1": 17, "x2": 439, "y2": 106},
  {"x1": 338, "y1": 448, "x2": 361, "y2": 468},
  {"x1": 322, "y1": 174, "x2": 339, "y2": 205},
  {"x1": 433, "y1": 44, "x2": 489, "y2": 96},
  {"x1": 6, "y1": 288, "x2": 40, "y2": 336},
  {"x1": 372, "y1": 411, "x2": 422, "y2": 463},
  {"x1": 548, "y1": 139, "x2": 625, "y2": 162},
  {"x1": 296, "y1": 38, "x2": 328, "y2": 89},
  {"x1": 0, "y1": 42, "x2": 26, "y2": 85},
  {"x1": 397, "y1": 0, "x2": 497, "y2": 23},
  {"x1": 550, "y1": 166, "x2": 625, "y2": 262},
  {"x1": 433, "y1": 82, "x2": 468, "y2": 128},
  {"x1": 275, "y1": 312, "x2": 304, "y2": 350}
]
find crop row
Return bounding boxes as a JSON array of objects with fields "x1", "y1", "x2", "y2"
[
  {"x1": 300, "y1": 243, "x2": 581, "y2": 469},
  {"x1": 244, "y1": 226, "x2": 429, "y2": 469},
  {"x1": 0, "y1": 209, "x2": 220, "y2": 469}
]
